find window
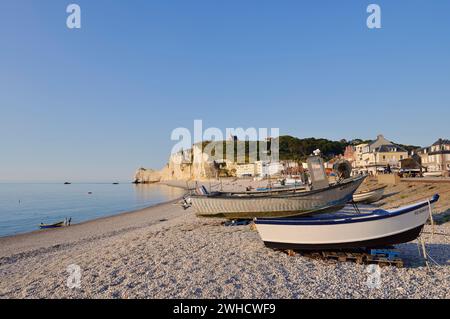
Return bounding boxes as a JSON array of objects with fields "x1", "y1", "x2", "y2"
[{"x1": 400, "y1": 155, "x2": 403, "y2": 160}]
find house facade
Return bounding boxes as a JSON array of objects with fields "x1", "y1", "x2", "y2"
[
  {"x1": 235, "y1": 161, "x2": 284, "y2": 178},
  {"x1": 343, "y1": 145, "x2": 356, "y2": 165},
  {"x1": 353, "y1": 143, "x2": 368, "y2": 169},
  {"x1": 235, "y1": 163, "x2": 256, "y2": 177},
  {"x1": 353, "y1": 135, "x2": 408, "y2": 174},
  {"x1": 417, "y1": 139, "x2": 450, "y2": 174},
  {"x1": 255, "y1": 161, "x2": 283, "y2": 177}
]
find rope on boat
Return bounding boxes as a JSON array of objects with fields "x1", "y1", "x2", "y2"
[
  {"x1": 424, "y1": 251, "x2": 441, "y2": 267},
  {"x1": 416, "y1": 213, "x2": 444, "y2": 269},
  {"x1": 419, "y1": 237, "x2": 431, "y2": 271},
  {"x1": 427, "y1": 199, "x2": 435, "y2": 240}
]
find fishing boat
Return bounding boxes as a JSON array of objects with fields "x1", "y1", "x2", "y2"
[
  {"x1": 423, "y1": 171, "x2": 443, "y2": 177},
  {"x1": 39, "y1": 221, "x2": 65, "y2": 229},
  {"x1": 254, "y1": 194, "x2": 439, "y2": 250},
  {"x1": 190, "y1": 174, "x2": 366, "y2": 219},
  {"x1": 352, "y1": 185, "x2": 387, "y2": 203}
]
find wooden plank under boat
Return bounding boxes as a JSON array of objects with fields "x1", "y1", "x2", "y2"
[
  {"x1": 352, "y1": 185, "x2": 387, "y2": 203},
  {"x1": 254, "y1": 194, "x2": 439, "y2": 250},
  {"x1": 189, "y1": 175, "x2": 367, "y2": 219}
]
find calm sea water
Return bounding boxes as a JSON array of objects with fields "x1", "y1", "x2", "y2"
[{"x1": 0, "y1": 183, "x2": 186, "y2": 237}]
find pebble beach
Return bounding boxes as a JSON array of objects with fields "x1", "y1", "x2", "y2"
[{"x1": 0, "y1": 180, "x2": 449, "y2": 299}]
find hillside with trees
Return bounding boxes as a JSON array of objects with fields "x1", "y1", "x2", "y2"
[{"x1": 198, "y1": 136, "x2": 421, "y2": 163}]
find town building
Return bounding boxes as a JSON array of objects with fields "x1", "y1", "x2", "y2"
[
  {"x1": 255, "y1": 161, "x2": 283, "y2": 177},
  {"x1": 353, "y1": 143, "x2": 369, "y2": 169},
  {"x1": 281, "y1": 160, "x2": 303, "y2": 175},
  {"x1": 235, "y1": 163, "x2": 256, "y2": 177},
  {"x1": 353, "y1": 135, "x2": 409, "y2": 174},
  {"x1": 417, "y1": 138, "x2": 450, "y2": 174},
  {"x1": 343, "y1": 145, "x2": 356, "y2": 165},
  {"x1": 235, "y1": 161, "x2": 284, "y2": 178}
]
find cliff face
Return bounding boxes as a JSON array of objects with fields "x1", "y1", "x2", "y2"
[
  {"x1": 159, "y1": 147, "x2": 216, "y2": 181},
  {"x1": 133, "y1": 168, "x2": 161, "y2": 184},
  {"x1": 135, "y1": 145, "x2": 218, "y2": 182}
]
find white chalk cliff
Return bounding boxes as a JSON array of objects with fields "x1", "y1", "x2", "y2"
[{"x1": 134, "y1": 144, "x2": 218, "y2": 182}]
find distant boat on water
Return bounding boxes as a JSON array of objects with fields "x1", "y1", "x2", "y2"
[
  {"x1": 64, "y1": 182, "x2": 71, "y2": 185},
  {"x1": 39, "y1": 221, "x2": 65, "y2": 229},
  {"x1": 113, "y1": 182, "x2": 119, "y2": 185}
]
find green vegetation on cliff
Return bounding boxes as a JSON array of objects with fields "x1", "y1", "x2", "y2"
[{"x1": 198, "y1": 136, "x2": 421, "y2": 163}]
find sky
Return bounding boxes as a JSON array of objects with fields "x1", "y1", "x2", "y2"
[{"x1": 0, "y1": 0, "x2": 449, "y2": 182}]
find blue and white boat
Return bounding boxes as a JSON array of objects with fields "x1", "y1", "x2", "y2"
[{"x1": 254, "y1": 194, "x2": 439, "y2": 250}]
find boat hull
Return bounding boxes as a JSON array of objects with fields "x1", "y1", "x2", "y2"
[
  {"x1": 263, "y1": 225, "x2": 424, "y2": 250},
  {"x1": 39, "y1": 222, "x2": 64, "y2": 229},
  {"x1": 423, "y1": 171, "x2": 443, "y2": 177},
  {"x1": 191, "y1": 175, "x2": 366, "y2": 219},
  {"x1": 255, "y1": 195, "x2": 438, "y2": 250},
  {"x1": 352, "y1": 186, "x2": 386, "y2": 203}
]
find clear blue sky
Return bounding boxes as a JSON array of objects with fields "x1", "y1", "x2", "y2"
[{"x1": 1, "y1": 1, "x2": 449, "y2": 181}]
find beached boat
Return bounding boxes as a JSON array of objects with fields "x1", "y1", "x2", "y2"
[
  {"x1": 189, "y1": 174, "x2": 367, "y2": 219},
  {"x1": 39, "y1": 221, "x2": 65, "y2": 229},
  {"x1": 254, "y1": 194, "x2": 439, "y2": 250},
  {"x1": 352, "y1": 185, "x2": 387, "y2": 203},
  {"x1": 423, "y1": 171, "x2": 443, "y2": 177}
]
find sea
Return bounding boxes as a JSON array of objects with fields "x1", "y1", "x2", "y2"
[{"x1": 0, "y1": 183, "x2": 186, "y2": 237}]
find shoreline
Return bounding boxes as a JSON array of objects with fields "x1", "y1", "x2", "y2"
[
  {"x1": 0, "y1": 198, "x2": 185, "y2": 259},
  {"x1": 0, "y1": 182, "x2": 189, "y2": 240}
]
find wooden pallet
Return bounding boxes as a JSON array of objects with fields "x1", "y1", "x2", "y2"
[{"x1": 282, "y1": 249, "x2": 404, "y2": 268}]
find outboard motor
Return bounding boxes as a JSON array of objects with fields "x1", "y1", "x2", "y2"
[{"x1": 333, "y1": 160, "x2": 352, "y2": 181}]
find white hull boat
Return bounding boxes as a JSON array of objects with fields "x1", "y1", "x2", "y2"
[
  {"x1": 423, "y1": 171, "x2": 443, "y2": 177},
  {"x1": 352, "y1": 185, "x2": 387, "y2": 203},
  {"x1": 254, "y1": 194, "x2": 439, "y2": 250},
  {"x1": 189, "y1": 175, "x2": 366, "y2": 219}
]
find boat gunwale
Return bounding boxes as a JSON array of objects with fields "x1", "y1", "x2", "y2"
[
  {"x1": 353, "y1": 185, "x2": 387, "y2": 196},
  {"x1": 191, "y1": 175, "x2": 367, "y2": 200}
]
